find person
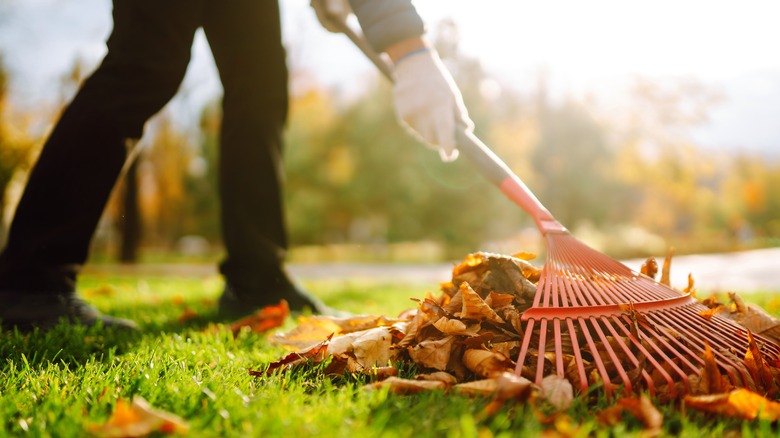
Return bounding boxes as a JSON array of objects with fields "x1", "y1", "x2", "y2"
[{"x1": 0, "y1": 0, "x2": 472, "y2": 331}]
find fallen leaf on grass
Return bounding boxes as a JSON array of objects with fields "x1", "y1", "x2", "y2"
[
  {"x1": 684, "y1": 388, "x2": 780, "y2": 421},
  {"x1": 453, "y1": 378, "x2": 498, "y2": 397},
  {"x1": 597, "y1": 395, "x2": 662, "y2": 437},
  {"x1": 177, "y1": 307, "x2": 198, "y2": 323},
  {"x1": 84, "y1": 285, "x2": 116, "y2": 298},
  {"x1": 462, "y1": 349, "x2": 514, "y2": 379},
  {"x1": 416, "y1": 371, "x2": 459, "y2": 386},
  {"x1": 254, "y1": 336, "x2": 332, "y2": 375},
  {"x1": 484, "y1": 372, "x2": 539, "y2": 416},
  {"x1": 270, "y1": 316, "x2": 342, "y2": 349},
  {"x1": 325, "y1": 332, "x2": 363, "y2": 356},
  {"x1": 408, "y1": 336, "x2": 456, "y2": 371},
  {"x1": 363, "y1": 376, "x2": 447, "y2": 394},
  {"x1": 257, "y1": 249, "x2": 780, "y2": 424},
  {"x1": 540, "y1": 375, "x2": 574, "y2": 411},
  {"x1": 230, "y1": 300, "x2": 289, "y2": 335},
  {"x1": 328, "y1": 315, "x2": 404, "y2": 333},
  {"x1": 351, "y1": 327, "x2": 395, "y2": 368},
  {"x1": 88, "y1": 396, "x2": 188, "y2": 437}
]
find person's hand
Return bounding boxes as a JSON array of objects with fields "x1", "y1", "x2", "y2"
[
  {"x1": 392, "y1": 47, "x2": 473, "y2": 162},
  {"x1": 311, "y1": 0, "x2": 351, "y2": 33}
]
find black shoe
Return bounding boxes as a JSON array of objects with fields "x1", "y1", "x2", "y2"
[
  {"x1": 0, "y1": 292, "x2": 139, "y2": 331},
  {"x1": 218, "y1": 281, "x2": 348, "y2": 319}
]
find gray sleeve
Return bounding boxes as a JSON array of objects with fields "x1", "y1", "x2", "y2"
[{"x1": 349, "y1": 0, "x2": 425, "y2": 52}]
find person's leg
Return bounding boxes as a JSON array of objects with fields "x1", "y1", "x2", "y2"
[
  {"x1": 203, "y1": 0, "x2": 331, "y2": 315},
  {"x1": 0, "y1": 0, "x2": 204, "y2": 329}
]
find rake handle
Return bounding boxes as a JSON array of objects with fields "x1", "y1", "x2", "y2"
[{"x1": 334, "y1": 19, "x2": 565, "y2": 234}]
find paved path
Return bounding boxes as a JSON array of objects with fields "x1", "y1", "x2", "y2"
[
  {"x1": 83, "y1": 247, "x2": 780, "y2": 293},
  {"x1": 623, "y1": 246, "x2": 780, "y2": 294}
]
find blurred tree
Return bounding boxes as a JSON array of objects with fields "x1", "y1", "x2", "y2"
[
  {"x1": 0, "y1": 55, "x2": 37, "y2": 247},
  {"x1": 139, "y1": 116, "x2": 194, "y2": 249},
  {"x1": 531, "y1": 84, "x2": 619, "y2": 229},
  {"x1": 188, "y1": 102, "x2": 220, "y2": 241},
  {"x1": 721, "y1": 155, "x2": 780, "y2": 244},
  {"x1": 281, "y1": 20, "x2": 534, "y2": 256},
  {"x1": 617, "y1": 77, "x2": 723, "y2": 237}
]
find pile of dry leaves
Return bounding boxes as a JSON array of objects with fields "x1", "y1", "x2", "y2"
[{"x1": 255, "y1": 251, "x2": 780, "y2": 430}]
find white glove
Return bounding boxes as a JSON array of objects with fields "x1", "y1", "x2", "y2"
[
  {"x1": 311, "y1": 0, "x2": 352, "y2": 33},
  {"x1": 393, "y1": 48, "x2": 473, "y2": 162}
]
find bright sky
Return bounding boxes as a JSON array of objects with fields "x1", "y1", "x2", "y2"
[{"x1": 1, "y1": 0, "x2": 779, "y2": 153}]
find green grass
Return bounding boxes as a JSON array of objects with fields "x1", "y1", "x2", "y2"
[{"x1": 1, "y1": 274, "x2": 778, "y2": 437}]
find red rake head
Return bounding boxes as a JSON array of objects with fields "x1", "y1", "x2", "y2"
[{"x1": 514, "y1": 232, "x2": 780, "y2": 398}]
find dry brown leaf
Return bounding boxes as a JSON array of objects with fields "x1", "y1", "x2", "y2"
[
  {"x1": 744, "y1": 330, "x2": 775, "y2": 394},
  {"x1": 683, "y1": 273, "x2": 696, "y2": 297},
  {"x1": 511, "y1": 254, "x2": 543, "y2": 283},
  {"x1": 730, "y1": 292, "x2": 747, "y2": 315},
  {"x1": 540, "y1": 375, "x2": 574, "y2": 411},
  {"x1": 511, "y1": 251, "x2": 537, "y2": 261},
  {"x1": 453, "y1": 378, "x2": 498, "y2": 397},
  {"x1": 395, "y1": 309, "x2": 429, "y2": 350},
  {"x1": 699, "y1": 294, "x2": 723, "y2": 309},
  {"x1": 486, "y1": 292, "x2": 515, "y2": 309},
  {"x1": 416, "y1": 371, "x2": 458, "y2": 386},
  {"x1": 269, "y1": 315, "x2": 344, "y2": 350},
  {"x1": 463, "y1": 349, "x2": 514, "y2": 379},
  {"x1": 432, "y1": 317, "x2": 481, "y2": 336},
  {"x1": 363, "y1": 377, "x2": 446, "y2": 394},
  {"x1": 367, "y1": 366, "x2": 399, "y2": 381},
  {"x1": 660, "y1": 247, "x2": 674, "y2": 286},
  {"x1": 322, "y1": 353, "x2": 363, "y2": 375},
  {"x1": 177, "y1": 307, "x2": 198, "y2": 323},
  {"x1": 229, "y1": 300, "x2": 289, "y2": 335},
  {"x1": 491, "y1": 341, "x2": 521, "y2": 359},
  {"x1": 456, "y1": 283, "x2": 505, "y2": 323},
  {"x1": 255, "y1": 336, "x2": 332, "y2": 375},
  {"x1": 684, "y1": 388, "x2": 780, "y2": 421},
  {"x1": 408, "y1": 336, "x2": 456, "y2": 371},
  {"x1": 699, "y1": 306, "x2": 723, "y2": 321},
  {"x1": 88, "y1": 396, "x2": 189, "y2": 438},
  {"x1": 603, "y1": 395, "x2": 662, "y2": 436},
  {"x1": 640, "y1": 257, "x2": 658, "y2": 279},
  {"x1": 697, "y1": 342, "x2": 730, "y2": 395},
  {"x1": 343, "y1": 315, "x2": 403, "y2": 331},
  {"x1": 352, "y1": 327, "x2": 395, "y2": 368},
  {"x1": 325, "y1": 332, "x2": 363, "y2": 356},
  {"x1": 443, "y1": 289, "x2": 464, "y2": 315},
  {"x1": 618, "y1": 300, "x2": 649, "y2": 341},
  {"x1": 723, "y1": 296, "x2": 780, "y2": 344},
  {"x1": 596, "y1": 404, "x2": 623, "y2": 426},
  {"x1": 484, "y1": 372, "x2": 539, "y2": 416},
  {"x1": 84, "y1": 285, "x2": 116, "y2": 298},
  {"x1": 452, "y1": 253, "x2": 486, "y2": 277}
]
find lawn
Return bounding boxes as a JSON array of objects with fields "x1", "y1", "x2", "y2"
[{"x1": 1, "y1": 273, "x2": 777, "y2": 437}]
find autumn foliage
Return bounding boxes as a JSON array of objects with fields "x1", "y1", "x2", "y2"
[{"x1": 258, "y1": 251, "x2": 780, "y2": 426}]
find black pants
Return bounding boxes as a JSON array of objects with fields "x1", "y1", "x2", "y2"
[{"x1": 0, "y1": 0, "x2": 290, "y2": 294}]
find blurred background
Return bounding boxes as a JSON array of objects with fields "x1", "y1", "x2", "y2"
[{"x1": 1, "y1": 0, "x2": 779, "y2": 265}]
